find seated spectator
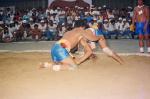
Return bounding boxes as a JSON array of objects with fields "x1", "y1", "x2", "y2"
[
  {"x1": 46, "y1": 20, "x2": 57, "y2": 40},
  {"x1": 107, "y1": 9, "x2": 115, "y2": 19},
  {"x1": 58, "y1": 9, "x2": 66, "y2": 25},
  {"x1": 38, "y1": 10, "x2": 46, "y2": 21},
  {"x1": 103, "y1": 19, "x2": 109, "y2": 38},
  {"x1": 48, "y1": 20, "x2": 57, "y2": 40},
  {"x1": 57, "y1": 23, "x2": 66, "y2": 40},
  {"x1": 0, "y1": 21, "x2": 5, "y2": 41},
  {"x1": 23, "y1": 11, "x2": 29, "y2": 22},
  {"x1": 29, "y1": 18, "x2": 35, "y2": 29},
  {"x1": 9, "y1": 21, "x2": 17, "y2": 41},
  {"x1": 57, "y1": 25, "x2": 63, "y2": 40},
  {"x1": 31, "y1": 24, "x2": 42, "y2": 40},
  {"x1": 115, "y1": 17, "x2": 124, "y2": 38},
  {"x1": 39, "y1": 20, "x2": 47, "y2": 39},
  {"x1": 129, "y1": 19, "x2": 136, "y2": 39},
  {"x1": 2, "y1": 26, "x2": 13, "y2": 43},
  {"x1": 85, "y1": 13, "x2": 93, "y2": 23},
  {"x1": 121, "y1": 18, "x2": 130, "y2": 38},
  {"x1": 107, "y1": 19, "x2": 118, "y2": 39},
  {"x1": 67, "y1": 14, "x2": 73, "y2": 26},
  {"x1": 13, "y1": 21, "x2": 20, "y2": 41},
  {"x1": 16, "y1": 20, "x2": 31, "y2": 41}
]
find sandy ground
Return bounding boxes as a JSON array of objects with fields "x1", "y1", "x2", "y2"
[{"x1": 0, "y1": 52, "x2": 150, "y2": 99}]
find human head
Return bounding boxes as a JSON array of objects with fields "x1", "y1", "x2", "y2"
[
  {"x1": 74, "y1": 19, "x2": 87, "y2": 29},
  {"x1": 138, "y1": 0, "x2": 143, "y2": 6},
  {"x1": 123, "y1": 18, "x2": 127, "y2": 23},
  {"x1": 40, "y1": 20, "x2": 45, "y2": 25},
  {"x1": 118, "y1": 17, "x2": 122, "y2": 23},
  {"x1": 22, "y1": 20, "x2": 27, "y2": 24},
  {"x1": 34, "y1": 24, "x2": 39, "y2": 29},
  {"x1": 104, "y1": 19, "x2": 108, "y2": 23}
]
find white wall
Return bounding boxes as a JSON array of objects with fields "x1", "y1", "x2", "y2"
[{"x1": 48, "y1": 0, "x2": 92, "y2": 6}]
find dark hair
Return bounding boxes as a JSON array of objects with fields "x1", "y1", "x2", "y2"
[
  {"x1": 74, "y1": 19, "x2": 87, "y2": 28},
  {"x1": 34, "y1": 24, "x2": 38, "y2": 27}
]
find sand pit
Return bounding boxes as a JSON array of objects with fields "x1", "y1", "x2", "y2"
[{"x1": 0, "y1": 52, "x2": 150, "y2": 99}]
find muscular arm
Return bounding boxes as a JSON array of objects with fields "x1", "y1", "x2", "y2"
[
  {"x1": 74, "y1": 38, "x2": 92, "y2": 65},
  {"x1": 84, "y1": 29, "x2": 100, "y2": 41},
  {"x1": 145, "y1": 6, "x2": 149, "y2": 27},
  {"x1": 132, "y1": 7, "x2": 137, "y2": 25}
]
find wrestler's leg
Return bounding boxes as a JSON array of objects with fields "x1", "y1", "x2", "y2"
[
  {"x1": 145, "y1": 34, "x2": 150, "y2": 53},
  {"x1": 60, "y1": 57, "x2": 77, "y2": 70},
  {"x1": 138, "y1": 34, "x2": 144, "y2": 53},
  {"x1": 98, "y1": 36, "x2": 124, "y2": 64},
  {"x1": 39, "y1": 57, "x2": 77, "y2": 71}
]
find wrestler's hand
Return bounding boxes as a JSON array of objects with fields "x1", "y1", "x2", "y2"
[{"x1": 73, "y1": 58, "x2": 80, "y2": 65}]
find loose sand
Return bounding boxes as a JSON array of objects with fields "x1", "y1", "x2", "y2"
[{"x1": 0, "y1": 52, "x2": 150, "y2": 99}]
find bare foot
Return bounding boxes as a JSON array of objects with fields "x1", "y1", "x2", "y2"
[{"x1": 39, "y1": 62, "x2": 52, "y2": 69}]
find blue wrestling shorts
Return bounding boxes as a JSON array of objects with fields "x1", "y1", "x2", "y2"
[
  {"x1": 135, "y1": 22, "x2": 150, "y2": 35},
  {"x1": 51, "y1": 42, "x2": 69, "y2": 62}
]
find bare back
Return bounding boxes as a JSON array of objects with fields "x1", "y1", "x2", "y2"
[
  {"x1": 61, "y1": 28, "x2": 84, "y2": 49},
  {"x1": 83, "y1": 29, "x2": 101, "y2": 41}
]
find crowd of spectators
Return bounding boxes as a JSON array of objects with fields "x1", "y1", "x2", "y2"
[{"x1": 0, "y1": 5, "x2": 137, "y2": 43}]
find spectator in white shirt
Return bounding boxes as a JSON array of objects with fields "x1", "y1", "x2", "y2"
[
  {"x1": 103, "y1": 19, "x2": 109, "y2": 38},
  {"x1": 115, "y1": 17, "x2": 124, "y2": 37},
  {"x1": 67, "y1": 14, "x2": 73, "y2": 25},
  {"x1": 107, "y1": 19, "x2": 118, "y2": 39},
  {"x1": 107, "y1": 9, "x2": 115, "y2": 19},
  {"x1": 39, "y1": 20, "x2": 47, "y2": 38},
  {"x1": 122, "y1": 18, "x2": 130, "y2": 38}
]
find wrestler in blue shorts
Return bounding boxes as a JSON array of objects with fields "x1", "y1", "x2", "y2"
[
  {"x1": 135, "y1": 22, "x2": 150, "y2": 53},
  {"x1": 51, "y1": 40, "x2": 70, "y2": 62},
  {"x1": 136, "y1": 22, "x2": 149, "y2": 35}
]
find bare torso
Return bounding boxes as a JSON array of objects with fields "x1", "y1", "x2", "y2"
[{"x1": 134, "y1": 5, "x2": 149, "y2": 22}]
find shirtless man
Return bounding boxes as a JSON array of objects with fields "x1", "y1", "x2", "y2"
[
  {"x1": 84, "y1": 22, "x2": 124, "y2": 65},
  {"x1": 132, "y1": 0, "x2": 150, "y2": 53},
  {"x1": 40, "y1": 20, "x2": 92, "y2": 71}
]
